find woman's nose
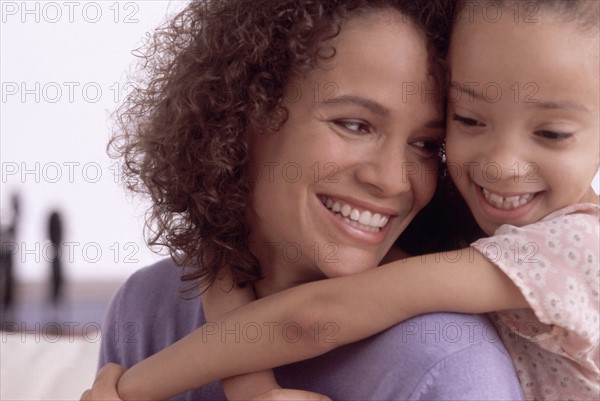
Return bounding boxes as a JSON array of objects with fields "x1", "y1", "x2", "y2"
[{"x1": 354, "y1": 146, "x2": 416, "y2": 197}]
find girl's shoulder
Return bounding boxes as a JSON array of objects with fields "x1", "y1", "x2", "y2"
[{"x1": 541, "y1": 202, "x2": 599, "y2": 223}]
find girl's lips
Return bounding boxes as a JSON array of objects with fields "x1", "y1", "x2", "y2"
[
  {"x1": 475, "y1": 184, "x2": 543, "y2": 223},
  {"x1": 481, "y1": 187, "x2": 537, "y2": 210}
]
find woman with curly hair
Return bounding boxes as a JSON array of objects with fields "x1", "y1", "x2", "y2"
[{"x1": 82, "y1": 0, "x2": 524, "y2": 400}]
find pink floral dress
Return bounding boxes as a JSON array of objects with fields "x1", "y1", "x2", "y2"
[{"x1": 472, "y1": 203, "x2": 599, "y2": 401}]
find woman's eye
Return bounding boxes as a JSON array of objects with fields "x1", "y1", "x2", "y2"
[
  {"x1": 335, "y1": 120, "x2": 371, "y2": 134},
  {"x1": 535, "y1": 130, "x2": 573, "y2": 142},
  {"x1": 412, "y1": 140, "x2": 442, "y2": 157},
  {"x1": 452, "y1": 113, "x2": 484, "y2": 127}
]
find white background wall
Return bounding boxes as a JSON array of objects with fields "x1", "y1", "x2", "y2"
[{"x1": 1, "y1": 1, "x2": 188, "y2": 282}]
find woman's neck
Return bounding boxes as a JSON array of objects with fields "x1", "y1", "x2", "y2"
[
  {"x1": 253, "y1": 248, "x2": 406, "y2": 298},
  {"x1": 253, "y1": 265, "x2": 325, "y2": 299},
  {"x1": 253, "y1": 276, "x2": 290, "y2": 299}
]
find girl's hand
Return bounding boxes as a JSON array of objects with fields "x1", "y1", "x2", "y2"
[
  {"x1": 80, "y1": 363, "x2": 126, "y2": 401},
  {"x1": 251, "y1": 388, "x2": 332, "y2": 401}
]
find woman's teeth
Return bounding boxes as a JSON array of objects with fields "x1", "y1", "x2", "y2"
[
  {"x1": 321, "y1": 196, "x2": 389, "y2": 232},
  {"x1": 482, "y1": 188, "x2": 535, "y2": 210}
]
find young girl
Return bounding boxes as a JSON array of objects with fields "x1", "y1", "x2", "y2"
[{"x1": 106, "y1": 0, "x2": 599, "y2": 400}]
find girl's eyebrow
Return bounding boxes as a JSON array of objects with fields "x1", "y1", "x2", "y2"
[
  {"x1": 449, "y1": 83, "x2": 486, "y2": 102},
  {"x1": 533, "y1": 100, "x2": 590, "y2": 114},
  {"x1": 451, "y1": 83, "x2": 590, "y2": 114}
]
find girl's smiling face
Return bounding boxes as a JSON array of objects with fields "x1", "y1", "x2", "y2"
[
  {"x1": 248, "y1": 9, "x2": 444, "y2": 296},
  {"x1": 446, "y1": 7, "x2": 600, "y2": 235}
]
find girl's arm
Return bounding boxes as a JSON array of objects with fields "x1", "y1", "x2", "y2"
[
  {"x1": 117, "y1": 249, "x2": 528, "y2": 400},
  {"x1": 201, "y1": 272, "x2": 282, "y2": 401}
]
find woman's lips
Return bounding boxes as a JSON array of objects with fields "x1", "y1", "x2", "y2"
[{"x1": 320, "y1": 195, "x2": 390, "y2": 233}]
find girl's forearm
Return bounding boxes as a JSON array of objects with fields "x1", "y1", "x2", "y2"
[{"x1": 279, "y1": 250, "x2": 529, "y2": 346}]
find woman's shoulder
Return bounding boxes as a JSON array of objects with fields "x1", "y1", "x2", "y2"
[
  {"x1": 115, "y1": 258, "x2": 203, "y2": 305},
  {"x1": 103, "y1": 258, "x2": 205, "y2": 343},
  {"x1": 120, "y1": 257, "x2": 185, "y2": 290},
  {"x1": 276, "y1": 312, "x2": 523, "y2": 400},
  {"x1": 352, "y1": 312, "x2": 524, "y2": 399},
  {"x1": 373, "y1": 312, "x2": 509, "y2": 363},
  {"x1": 99, "y1": 258, "x2": 206, "y2": 370}
]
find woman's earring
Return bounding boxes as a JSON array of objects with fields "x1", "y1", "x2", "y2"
[{"x1": 439, "y1": 141, "x2": 448, "y2": 177}]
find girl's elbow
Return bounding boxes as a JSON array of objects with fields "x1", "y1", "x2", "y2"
[
  {"x1": 117, "y1": 370, "x2": 154, "y2": 401},
  {"x1": 288, "y1": 294, "x2": 341, "y2": 355}
]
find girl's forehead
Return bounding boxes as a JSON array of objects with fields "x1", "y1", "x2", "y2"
[
  {"x1": 448, "y1": 7, "x2": 599, "y2": 123},
  {"x1": 452, "y1": 1, "x2": 599, "y2": 38},
  {"x1": 449, "y1": 9, "x2": 598, "y2": 70}
]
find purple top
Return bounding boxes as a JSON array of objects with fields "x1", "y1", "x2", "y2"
[{"x1": 99, "y1": 258, "x2": 524, "y2": 400}]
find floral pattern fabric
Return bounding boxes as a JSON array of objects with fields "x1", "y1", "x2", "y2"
[{"x1": 472, "y1": 203, "x2": 600, "y2": 401}]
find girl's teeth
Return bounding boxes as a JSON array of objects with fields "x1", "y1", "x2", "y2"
[
  {"x1": 482, "y1": 188, "x2": 535, "y2": 210},
  {"x1": 321, "y1": 197, "x2": 390, "y2": 231},
  {"x1": 488, "y1": 192, "x2": 504, "y2": 203}
]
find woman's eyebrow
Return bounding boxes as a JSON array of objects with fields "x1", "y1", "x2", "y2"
[
  {"x1": 322, "y1": 95, "x2": 390, "y2": 116},
  {"x1": 322, "y1": 94, "x2": 445, "y2": 128}
]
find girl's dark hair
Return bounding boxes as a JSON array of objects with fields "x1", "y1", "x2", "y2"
[
  {"x1": 396, "y1": 167, "x2": 488, "y2": 255},
  {"x1": 110, "y1": 0, "x2": 455, "y2": 290}
]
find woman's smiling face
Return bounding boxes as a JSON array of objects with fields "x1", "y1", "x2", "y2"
[{"x1": 248, "y1": 9, "x2": 445, "y2": 295}]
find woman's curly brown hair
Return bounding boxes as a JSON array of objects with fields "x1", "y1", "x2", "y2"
[{"x1": 110, "y1": 0, "x2": 455, "y2": 291}]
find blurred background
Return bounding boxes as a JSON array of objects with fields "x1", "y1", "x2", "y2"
[
  {"x1": 1, "y1": 1, "x2": 187, "y2": 399},
  {"x1": 1, "y1": 0, "x2": 192, "y2": 310}
]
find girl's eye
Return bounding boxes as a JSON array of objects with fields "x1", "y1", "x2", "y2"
[
  {"x1": 535, "y1": 130, "x2": 573, "y2": 142},
  {"x1": 452, "y1": 113, "x2": 485, "y2": 128},
  {"x1": 334, "y1": 120, "x2": 371, "y2": 135}
]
